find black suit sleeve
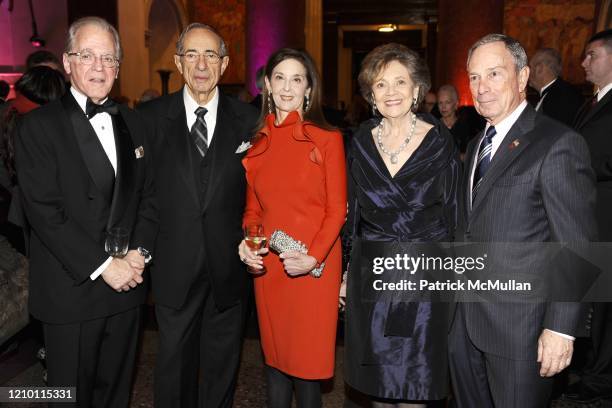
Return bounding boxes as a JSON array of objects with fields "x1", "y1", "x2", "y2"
[
  {"x1": 128, "y1": 114, "x2": 158, "y2": 253},
  {"x1": 15, "y1": 115, "x2": 108, "y2": 283},
  {"x1": 540, "y1": 130, "x2": 597, "y2": 335}
]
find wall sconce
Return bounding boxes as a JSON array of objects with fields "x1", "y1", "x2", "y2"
[
  {"x1": 378, "y1": 24, "x2": 398, "y2": 33},
  {"x1": 28, "y1": 0, "x2": 45, "y2": 47}
]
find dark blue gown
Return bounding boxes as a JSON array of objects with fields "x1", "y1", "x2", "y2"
[{"x1": 344, "y1": 114, "x2": 461, "y2": 401}]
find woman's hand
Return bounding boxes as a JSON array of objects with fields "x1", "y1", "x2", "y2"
[
  {"x1": 339, "y1": 280, "x2": 346, "y2": 310},
  {"x1": 238, "y1": 240, "x2": 269, "y2": 274},
  {"x1": 279, "y1": 251, "x2": 317, "y2": 277}
]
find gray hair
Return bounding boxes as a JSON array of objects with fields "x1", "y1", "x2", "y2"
[
  {"x1": 65, "y1": 16, "x2": 122, "y2": 61},
  {"x1": 532, "y1": 48, "x2": 562, "y2": 76},
  {"x1": 467, "y1": 33, "x2": 528, "y2": 72},
  {"x1": 437, "y1": 84, "x2": 458, "y2": 102},
  {"x1": 176, "y1": 23, "x2": 228, "y2": 56}
]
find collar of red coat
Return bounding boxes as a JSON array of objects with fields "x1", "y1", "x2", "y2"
[{"x1": 245, "y1": 111, "x2": 323, "y2": 160}]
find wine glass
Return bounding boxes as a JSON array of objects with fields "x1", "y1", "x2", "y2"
[
  {"x1": 105, "y1": 227, "x2": 129, "y2": 257},
  {"x1": 244, "y1": 224, "x2": 267, "y2": 253}
]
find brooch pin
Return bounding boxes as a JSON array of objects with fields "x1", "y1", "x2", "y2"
[
  {"x1": 235, "y1": 141, "x2": 252, "y2": 154},
  {"x1": 135, "y1": 146, "x2": 144, "y2": 159},
  {"x1": 509, "y1": 139, "x2": 520, "y2": 150}
]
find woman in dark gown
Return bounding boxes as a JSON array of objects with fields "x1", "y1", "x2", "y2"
[{"x1": 342, "y1": 43, "x2": 460, "y2": 407}]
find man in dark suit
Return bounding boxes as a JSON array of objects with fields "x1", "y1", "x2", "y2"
[
  {"x1": 448, "y1": 34, "x2": 597, "y2": 407},
  {"x1": 528, "y1": 47, "x2": 584, "y2": 126},
  {"x1": 138, "y1": 23, "x2": 257, "y2": 408},
  {"x1": 14, "y1": 17, "x2": 156, "y2": 407},
  {"x1": 565, "y1": 28, "x2": 612, "y2": 403}
]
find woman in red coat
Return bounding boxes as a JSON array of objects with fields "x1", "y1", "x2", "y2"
[{"x1": 238, "y1": 48, "x2": 346, "y2": 408}]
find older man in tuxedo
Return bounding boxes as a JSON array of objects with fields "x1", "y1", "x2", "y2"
[
  {"x1": 138, "y1": 23, "x2": 257, "y2": 407},
  {"x1": 448, "y1": 34, "x2": 597, "y2": 407},
  {"x1": 528, "y1": 47, "x2": 584, "y2": 126},
  {"x1": 15, "y1": 16, "x2": 156, "y2": 407}
]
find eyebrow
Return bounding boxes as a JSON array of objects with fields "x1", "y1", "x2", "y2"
[{"x1": 183, "y1": 48, "x2": 219, "y2": 54}]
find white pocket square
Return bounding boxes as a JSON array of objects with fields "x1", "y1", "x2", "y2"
[
  {"x1": 135, "y1": 146, "x2": 144, "y2": 159},
  {"x1": 235, "y1": 141, "x2": 252, "y2": 154}
]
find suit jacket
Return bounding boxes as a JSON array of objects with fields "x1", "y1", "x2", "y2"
[
  {"x1": 536, "y1": 77, "x2": 584, "y2": 127},
  {"x1": 574, "y1": 90, "x2": 612, "y2": 241},
  {"x1": 457, "y1": 105, "x2": 597, "y2": 360},
  {"x1": 138, "y1": 90, "x2": 258, "y2": 310},
  {"x1": 14, "y1": 92, "x2": 156, "y2": 324}
]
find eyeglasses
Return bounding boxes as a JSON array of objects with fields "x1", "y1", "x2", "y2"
[
  {"x1": 177, "y1": 51, "x2": 224, "y2": 65},
  {"x1": 67, "y1": 51, "x2": 119, "y2": 68}
]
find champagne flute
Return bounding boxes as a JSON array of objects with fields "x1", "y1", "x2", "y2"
[
  {"x1": 105, "y1": 227, "x2": 129, "y2": 257},
  {"x1": 244, "y1": 224, "x2": 267, "y2": 252}
]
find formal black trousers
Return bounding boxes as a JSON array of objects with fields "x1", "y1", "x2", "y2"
[
  {"x1": 154, "y1": 273, "x2": 246, "y2": 408},
  {"x1": 448, "y1": 305, "x2": 553, "y2": 408},
  {"x1": 43, "y1": 306, "x2": 142, "y2": 408}
]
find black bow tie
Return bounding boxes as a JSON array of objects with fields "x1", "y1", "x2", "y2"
[{"x1": 86, "y1": 98, "x2": 119, "y2": 119}]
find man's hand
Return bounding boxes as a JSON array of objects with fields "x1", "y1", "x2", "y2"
[
  {"x1": 537, "y1": 329, "x2": 574, "y2": 377},
  {"x1": 124, "y1": 249, "x2": 145, "y2": 272},
  {"x1": 101, "y1": 257, "x2": 144, "y2": 292}
]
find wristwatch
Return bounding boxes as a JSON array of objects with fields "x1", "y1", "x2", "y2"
[{"x1": 137, "y1": 247, "x2": 152, "y2": 264}]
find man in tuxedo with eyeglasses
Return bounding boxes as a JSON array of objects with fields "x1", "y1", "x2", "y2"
[{"x1": 14, "y1": 16, "x2": 156, "y2": 407}]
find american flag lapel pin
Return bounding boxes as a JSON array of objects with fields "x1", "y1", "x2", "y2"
[{"x1": 135, "y1": 146, "x2": 144, "y2": 159}]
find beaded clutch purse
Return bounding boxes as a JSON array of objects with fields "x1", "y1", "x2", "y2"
[{"x1": 269, "y1": 229, "x2": 325, "y2": 278}]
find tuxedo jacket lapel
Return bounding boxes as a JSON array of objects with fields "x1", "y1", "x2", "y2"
[
  {"x1": 61, "y1": 93, "x2": 115, "y2": 203},
  {"x1": 576, "y1": 91, "x2": 612, "y2": 130},
  {"x1": 470, "y1": 106, "x2": 535, "y2": 217},
  {"x1": 107, "y1": 108, "x2": 136, "y2": 228},
  {"x1": 202, "y1": 94, "x2": 237, "y2": 212},
  {"x1": 164, "y1": 92, "x2": 200, "y2": 207}
]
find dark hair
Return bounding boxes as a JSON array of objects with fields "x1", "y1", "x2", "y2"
[
  {"x1": 1, "y1": 66, "x2": 66, "y2": 182},
  {"x1": 0, "y1": 80, "x2": 9, "y2": 100},
  {"x1": 588, "y1": 29, "x2": 612, "y2": 51},
  {"x1": 256, "y1": 48, "x2": 331, "y2": 131},
  {"x1": 358, "y1": 43, "x2": 431, "y2": 110},
  {"x1": 15, "y1": 66, "x2": 66, "y2": 105},
  {"x1": 26, "y1": 50, "x2": 61, "y2": 70}
]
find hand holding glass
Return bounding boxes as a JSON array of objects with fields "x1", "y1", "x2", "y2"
[
  {"x1": 105, "y1": 227, "x2": 129, "y2": 257},
  {"x1": 244, "y1": 224, "x2": 267, "y2": 252}
]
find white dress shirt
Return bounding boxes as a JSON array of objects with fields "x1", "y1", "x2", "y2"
[
  {"x1": 70, "y1": 88, "x2": 117, "y2": 281},
  {"x1": 596, "y1": 82, "x2": 612, "y2": 102},
  {"x1": 535, "y1": 78, "x2": 557, "y2": 111},
  {"x1": 183, "y1": 85, "x2": 219, "y2": 145}
]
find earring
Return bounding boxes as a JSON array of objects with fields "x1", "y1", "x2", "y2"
[
  {"x1": 304, "y1": 95, "x2": 310, "y2": 112},
  {"x1": 267, "y1": 91, "x2": 273, "y2": 115},
  {"x1": 372, "y1": 100, "x2": 378, "y2": 116},
  {"x1": 412, "y1": 97, "x2": 418, "y2": 111}
]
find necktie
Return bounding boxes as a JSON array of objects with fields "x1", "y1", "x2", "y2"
[
  {"x1": 86, "y1": 98, "x2": 119, "y2": 119},
  {"x1": 472, "y1": 126, "x2": 496, "y2": 201},
  {"x1": 535, "y1": 88, "x2": 550, "y2": 111},
  {"x1": 191, "y1": 107, "x2": 208, "y2": 157}
]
